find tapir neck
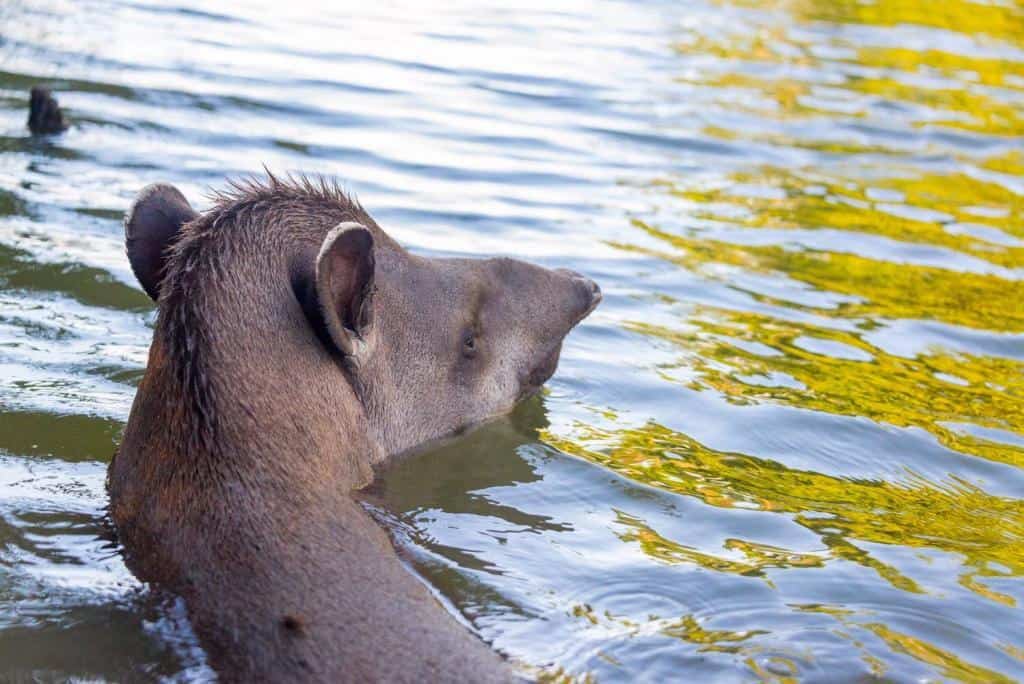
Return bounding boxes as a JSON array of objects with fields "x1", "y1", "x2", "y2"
[
  {"x1": 133, "y1": 257, "x2": 377, "y2": 475},
  {"x1": 110, "y1": 254, "x2": 381, "y2": 583},
  {"x1": 110, "y1": 280, "x2": 511, "y2": 681}
]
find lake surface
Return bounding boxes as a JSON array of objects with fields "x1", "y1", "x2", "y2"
[{"x1": 2, "y1": 0, "x2": 1023, "y2": 680}]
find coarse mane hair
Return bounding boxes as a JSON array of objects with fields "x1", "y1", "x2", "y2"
[{"x1": 155, "y1": 172, "x2": 373, "y2": 458}]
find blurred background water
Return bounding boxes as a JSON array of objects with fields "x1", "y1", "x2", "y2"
[{"x1": 1, "y1": 0, "x2": 1023, "y2": 681}]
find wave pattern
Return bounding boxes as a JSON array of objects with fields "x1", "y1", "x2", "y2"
[{"x1": 1, "y1": 0, "x2": 1023, "y2": 680}]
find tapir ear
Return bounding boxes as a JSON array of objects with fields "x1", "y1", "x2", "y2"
[
  {"x1": 124, "y1": 183, "x2": 197, "y2": 301},
  {"x1": 315, "y1": 223, "x2": 375, "y2": 357}
]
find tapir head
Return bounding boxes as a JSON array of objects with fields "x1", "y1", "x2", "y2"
[{"x1": 124, "y1": 176, "x2": 600, "y2": 458}]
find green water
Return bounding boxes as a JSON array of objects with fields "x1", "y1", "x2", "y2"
[{"x1": 1, "y1": 0, "x2": 1023, "y2": 681}]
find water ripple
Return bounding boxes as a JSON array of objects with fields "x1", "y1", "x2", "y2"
[{"x1": 2, "y1": 0, "x2": 1024, "y2": 680}]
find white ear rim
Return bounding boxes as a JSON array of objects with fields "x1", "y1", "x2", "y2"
[{"x1": 314, "y1": 222, "x2": 375, "y2": 358}]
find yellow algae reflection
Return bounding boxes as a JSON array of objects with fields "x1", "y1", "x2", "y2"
[
  {"x1": 543, "y1": 422, "x2": 1024, "y2": 602},
  {"x1": 625, "y1": 306, "x2": 1024, "y2": 469},
  {"x1": 853, "y1": 46, "x2": 1024, "y2": 90},
  {"x1": 665, "y1": 168, "x2": 1024, "y2": 259},
  {"x1": 570, "y1": 602, "x2": 769, "y2": 654},
  {"x1": 621, "y1": 220, "x2": 1024, "y2": 333},
  {"x1": 685, "y1": 59, "x2": 1024, "y2": 137},
  {"x1": 573, "y1": 0, "x2": 1024, "y2": 679},
  {"x1": 561, "y1": 607, "x2": 797, "y2": 683},
  {"x1": 852, "y1": 76, "x2": 1024, "y2": 137},
  {"x1": 862, "y1": 623, "x2": 1014, "y2": 683},
  {"x1": 615, "y1": 511, "x2": 825, "y2": 583},
  {"x1": 678, "y1": 0, "x2": 1024, "y2": 138},
  {"x1": 792, "y1": 604, "x2": 1014, "y2": 682},
  {"x1": 790, "y1": 0, "x2": 1024, "y2": 49}
]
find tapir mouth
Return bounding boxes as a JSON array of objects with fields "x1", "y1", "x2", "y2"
[
  {"x1": 518, "y1": 275, "x2": 600, "y2": 400},
  {"x1": 520, "y1": 343, "x2": 563, "y2": 398}
]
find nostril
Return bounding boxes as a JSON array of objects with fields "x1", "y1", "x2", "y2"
[
  {"x1": 571, "y1": 276, "x2": 601, "y2": 317},
  {"x1": 556, "y1": 267, "x2": 601, "y2": 317},
  {"x1": 584, "y1": 279, "x2": 602, "y2": 310}
]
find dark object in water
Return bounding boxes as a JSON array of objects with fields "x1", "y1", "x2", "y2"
[{"x1": 27, "y1": 86, "x2": 68, "y2": 135}]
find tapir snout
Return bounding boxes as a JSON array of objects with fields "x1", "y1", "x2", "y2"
[{"x1": 557, "y1": 267, "x2": 603, "y2": 321}]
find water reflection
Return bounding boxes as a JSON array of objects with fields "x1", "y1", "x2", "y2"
[
  {"x1": 546, "y1": 421, "x2": 1023, "y2": 599},
  {"x1": 2, "y1": 0, "x2": 1023, "y2": 679},
  {"x1": 537, "y1": 0, "x2": 1024, "y2": 678},
  {"x1": 0, "y1": 453, "x2": 209, "y2": 680},
  {"x1": 622, "y1": 215, "x2": 1024, "y2": 332},
  {"x1": 625, "y1": 303, "x2": 1024, "y2": 467}
]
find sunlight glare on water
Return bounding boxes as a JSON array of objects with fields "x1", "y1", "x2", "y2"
[{"x1": 1, "y1": 0, "x2": 1023, "y2": 681}]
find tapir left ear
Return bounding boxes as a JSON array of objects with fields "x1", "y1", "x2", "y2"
[
  {"x1": 314, "y1": 223, "x2": 376, "y2": 357},
  {"x1": 125, "y1": 183, "x2": 197, "y2": 301}
]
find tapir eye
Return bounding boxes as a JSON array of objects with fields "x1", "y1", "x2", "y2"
[{"x1": 462, "y1": 332, "x2": 478, "y2": 357}]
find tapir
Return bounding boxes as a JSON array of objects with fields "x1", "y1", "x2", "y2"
[{"x1": 109, "y1": 175, "x2": 601, "y2": 682}]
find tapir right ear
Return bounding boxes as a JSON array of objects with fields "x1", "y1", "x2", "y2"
[
  {"x1": 314, "y1": 223, "x2": 376, "y2": 357},
  {"x1": 124, "y1": 183, "x2": 197, "y2": 301}
]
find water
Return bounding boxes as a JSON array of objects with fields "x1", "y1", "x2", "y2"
[{"x1": 2, "y1": 0, "x2": 1023, "y2": 680}]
